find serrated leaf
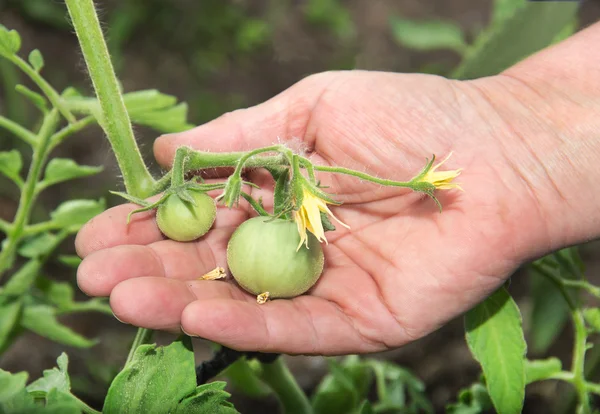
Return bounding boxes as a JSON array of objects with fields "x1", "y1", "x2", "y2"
[
  {"x1": 58, "y1": 255, "x2": 82, "y2": 268},
  {"x1": 27, "y1": 353, "x2": 71, "y2": 394},
  {"x1": 175, "y1": 382, "x2": 239, "y2": 414},
  {"x1": 104, "y1": 336, "x2": 198, "y2": 414},
  {"x1": 2, "y1": 259, "x2": 42, "y2": 295},
  {"x1": 16, "y1": 84, "x2": 49, "y2": 113},
  {"x1": 584, "y1": 308, "x2": 600, "y2": 333},
  {"x1": 0, "y1": 150, "x2": 23, "y2": 186},
  {"x1": 49, "y1": 199, "x2": 105, "y2": 230},
  {"x1": 18, "y1": 233, "x2": 58, "y2": 258},
  {"x1": 0, "y1": 297, "x2": 22, "y2": 352},
  {"x1": 465, "y1": 287, "x2": 526, "y2": 414},
  {"x1": 453, "y1": 2, "x2": 579, "y2": 79},
  {"x1": 0, "y1": 25, "x2": 21, "y2": 56},
  {"x1": 41, "y1": 159, "x2": 103, "y2": 188},
  {"x1": 28, "y1": 49, "x2": 44, "y2": 71},
  {"x1": 0, "y1": 369, "x2": 28, "y2": 403},
  {"x1": 525, "y1": 358, "x2": 562, "y2": 384},
  {"x1": 21, "y1": 305, "x2": 96, "y2": 348},
  {"x1": 44, "y1": 389, "x2": 81, "y2": 414},
  {"x1": 389, "y1": 16, "x2": 466, "y2": 54}
]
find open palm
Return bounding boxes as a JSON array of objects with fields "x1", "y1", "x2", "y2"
[{"x1": 76, "y1": 71, "x2": 547, "y2": 355}]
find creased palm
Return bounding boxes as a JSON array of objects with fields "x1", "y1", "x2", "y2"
[{"x1": 76, "y1": 71, "x2": 546, "y2": 355}]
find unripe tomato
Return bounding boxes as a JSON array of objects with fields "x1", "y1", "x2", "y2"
[
  {"x1": 156, "y1": 192, "x2": 216, "y2": 242},
  {"x1": 227, "y1": 216, "x2": 324, "y2": 299}
]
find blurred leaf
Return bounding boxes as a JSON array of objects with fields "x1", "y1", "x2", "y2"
[
  {"x1": 236, "y1": 19, "x2": 270, "y2": 52},
  {"x1": 18, "y1": 233, "x2": 58, "y2": 258},
  {"x1": 122, "y1": 90, "x2": 178, "y2": 112},
  {"x1": 0, "y1": 297, "x2": 22, "y2": 352},
  {"x1": 49, "y1": 199, "x2": 106, "y2": 230},
  {"x1": 2, "y1": 259, "x2": 42, "y2": 295},
  {"x1": 15, "y1": 84, "x2": 49, "y2": 113},
  {"x1": 36, "y1": 277, "x2": 113, "y2": 316},
  {"x1": 0, "y1": 369, "x2": 28, "y2": 403},
  {"x1": 129, "y1": 103, "x2": 194, "y2": 133},
  {"x1": 0, "y1": 25, "x2": 21, "y2": 57},
  {"x1": 41, "y1": 159, "x2": 103, "y2": 188},
  {"x1": 529, "y1": 270, "x2": 569, "y2": 353},
  {"x1": 453, "y1": 2, "x2": 579, "y2": 79},
  {"x1": 389, "y1": 16, "x2": 466, "y2": 54},
  {"x1": 447, "y1": 382, "x2": 492, "y2": 414},
  {"x1": 21, "y1": 305, "x2": 96, "y2": 348},
  {"x1": 58, "y1": 255, "x2": 82, "y2": 268},
  {"x1": 584, "y1": 308, "x2": 600, "y2": 333},
  {"x1": 525, "y1": 358, "x2": 562, "y2": 384},
  {"x1": 175, "y1": 382, "x2": 239, "y2": 414},
  {"x1": 27, "y1": 353, "x2": 71, "y2": 394},
  {"x1": 465, "y1": 287, "x2": 526, "y2": 414},
  {"x1": 313, "y1": 356, "x2": 372, "y2": 414},
  {"x1": 44, "y1": 389, "x2": 81, "y2": 414},
  {"x1": 28, "y1": 49, "x2": 44, "y2": 72},
  {"x1": 491, "y1": 0, "x2": 527, "y2": 27},
  {"x1": 304, "y1": 0, "x2": 355, "y2": 39},
  {"x1": 223, "y1": 358, "x2": 271, "y2": 398},
  {"x1": 12, "y1": 0, "x2": 71, "y2": 30},
  {"x1": 104, "y1": 336, "x2": 197, "y2": 413},
  {"x1": 0, "y1": 150, "x2": 23, "y2": 186},
  {"x1": 358, "y1": 400, "x2": 374, "y2": 414}
]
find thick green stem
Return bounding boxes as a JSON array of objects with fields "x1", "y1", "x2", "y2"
[
  {"x1": 0, "y1": 110, "x2": 59, "y2": 278},
  {"x1": 65, "y1": 0, "x2": 155, "y2": 198},
  {"x1": 258, "y1": 358, "x2": 312, "y2": 414},
  {"x1": 0, "y1": 115, "x2": 37, "y2": 145},
  {"x1": 171, "y1": 147, "x2": 188, "y2": 187}
]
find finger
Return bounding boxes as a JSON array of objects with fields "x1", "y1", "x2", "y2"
[
  {"x1": 75, "y1": 198, "x2": 248, "y2": 258},
  {"x1": 77, "y1": 227, "x2": 235, "y2": 296},
  {"x1": 153, "y1": 73, "x2": 339, "y2": 168},
  {"x1": 180, "y1": 296, "x2": 383, "y2": 355},
  {"x1": 110, "y1": 277, "x2": 249, "y2": 331}
]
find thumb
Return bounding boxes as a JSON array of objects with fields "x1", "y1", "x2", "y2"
[{"x1": 153, "y1": 73, "x2": 336, "y2": 168}]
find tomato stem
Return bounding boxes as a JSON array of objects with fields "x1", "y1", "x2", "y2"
[{"x1": 258, "y1": 357, "x2": 313, "y2": 414}]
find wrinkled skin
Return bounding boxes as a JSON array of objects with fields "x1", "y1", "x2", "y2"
[{"x1": 75, "y1": 25, "x2": 600, "y2": 355}]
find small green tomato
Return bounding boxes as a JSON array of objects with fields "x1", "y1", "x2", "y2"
[
  {"x1": 156, "y1": 192, "x2": 216, "y2": 242},
  {"x1": 227, "y1": 216, "x2": 324, "y2": 299}
]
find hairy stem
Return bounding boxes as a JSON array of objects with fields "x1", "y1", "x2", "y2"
[
  {"x1": 314, "y1": 165, "x2": 413, "y2": 188},
  {"x1": 125, "y1": 328, "x2": 154, "y2": 365},
  {"x1": 65, "y1": 0, "x2": 155, "y2": 198},
  {"x1": 0, "y1": 110, "x2": 59, "y2": 278},
  {"x1": 258, "y1": 358, "x2": 312, "y2": 414}
]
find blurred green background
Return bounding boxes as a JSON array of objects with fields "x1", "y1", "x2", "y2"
[{"x1": 2, "y1": 1, "x2": 600, "y2": 412}]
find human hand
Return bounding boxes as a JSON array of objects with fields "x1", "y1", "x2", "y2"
[{"x1": 74, "y1": 68, "x2": 586, "y2": 355}]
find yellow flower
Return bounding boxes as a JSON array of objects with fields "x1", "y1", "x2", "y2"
[
  {"x1": 420, "y1": 153, "x2": 462, "y2": 190},
  {"x1": 293, "y1": 189, "x2": 349, "y2": 251}
]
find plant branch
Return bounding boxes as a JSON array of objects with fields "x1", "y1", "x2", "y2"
[
  {"x1": 258, "y1": 358, "x2": 312, "y2": 414},
  {"x1": 314, "y1": 165, "x2": 413, "y2": 188},
  {"x1": 65, "y1": 0, "x2": 155, "y2": 198},
  {"x1": 0, "y1": 218, "x2": 11, "y2": 233},
  {"x1": 0, "y1": 115, "x2": 37, "y2": 145},
  {"x1": 125, "y1": 328, "x2": 154, "y2": 365},
  {"x1": 49, "y1": 115, "x2": 96, "y2": 150}
]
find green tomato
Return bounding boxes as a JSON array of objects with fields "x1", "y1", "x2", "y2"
[
  {"x1": 156, "y1": 192, "x2": 216, "y2": 242},
  {"x1": 227, "y1": 216, "x2": 324, "y2": 299}
]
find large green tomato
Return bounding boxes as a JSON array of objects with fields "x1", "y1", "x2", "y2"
[
  {"x1": 227, "y1": 217, "x2": 324, "y2": 299},
  {"x1": 156, "y1": 192, "x2": 216, "y2": 242}
]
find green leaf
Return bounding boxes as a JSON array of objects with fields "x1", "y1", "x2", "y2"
[
  {"x1": 465, "y1": 287, "x2": 526, "y2": 414},
  {"x1": 129, "y1": 103, "x2": 194, "y2": 133},
  {"x1": 313, "y1": 356, "x2": 372, "y2": 414},
  {"x1": 104, "y1": 336, "x2": 198, "y2": 414},
  {"x1": 27, "y1": 353, "x2": 71, "y2": 394},
  {"x1": 389, "y1": 16, "x2": 466, "y2": 54},
  {"x1": 49, "y1": 199, "x2": 106, "y2": 230},
  {"x1": 2, "y1": 259, "x2": 42, "y2": 295},
  {"x1": 491, "y1": 0, "x2": 526, "y2": 27},
  {"x1": 525, "y1": 358, "x2": 562, "y2": 384},
  {"x1": 529, "y1": 270, "x2": 569, "y2": 353},
  {"x1": 175, "y1": 382, "x2": 239, "y2": 414},
  {"x1": 16, "y1": 84, "x2": 49, "y2": 113},
  {"x1": 21, "y1": 305, "x2": 96, "y2": 348},
  {"x1": 37, "y1": 278, "x2": 75, "y2": 310},
  {"x1": 0, "y1": 369, "x2": 28, "y2": 403},
  {"x1": 0, "y1": 297, "x2": 22, "y2": 351},
  {"x1": 0, "y1": 25, "x2": 21, "y2": 56},
  {"x1": 453, "y1": 2, "x2": 579, "y2": 79},
  {"x1": 123, "y1": 90, "x2": 178, "y2": 112},
  {"x1": 41, "y1": 159, "x2": 103, "y2": 188},
  {"x1": 18, "y1": 233, "x2": 59, "y2": 258},
  {"x1": 58, "y1": 255, "x2": 82, "y2": 268},
  {"x1": 223, "y1": 358, "x2": 271, "y2": 398},
  {"x1": 584, "y1": 308, "x2": 600, "y2": 333},
  {"x1": 44, "y1": 389, "x2": 82, "y2": 414},
  {"x1": 0, "y1": 150, "x2": 23, "y2": 186},
  {"x1": 28, "y1": 49, "x2": 44, "y2": 71}
]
